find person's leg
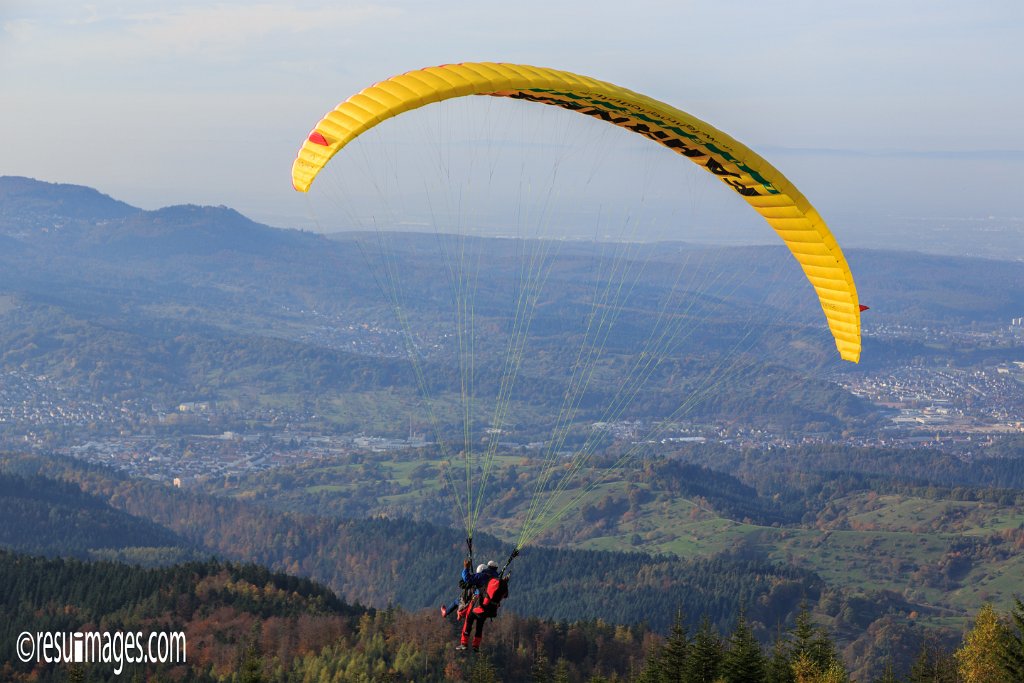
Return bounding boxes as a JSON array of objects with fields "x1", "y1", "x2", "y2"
[
  {"x1": 459, "y1": 611, "x2": 474, "y2": 647},
  {"x1": 472, "y1": 615, "x2": 485, "y2": 651}
]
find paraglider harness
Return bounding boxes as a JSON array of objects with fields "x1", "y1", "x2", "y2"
[{"x1": 475, "y1": 573, "x2": 509, "y2": 617}]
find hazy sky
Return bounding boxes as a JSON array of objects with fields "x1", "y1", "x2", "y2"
[{"x1": 2, "y1": 1, "x2": 1022, "y2": 253}]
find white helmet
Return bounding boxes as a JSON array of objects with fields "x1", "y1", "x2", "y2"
[
  {"x1": 487, "y1": 560, "x2": 498, "y2": 569},
  {"x1": 477, "y1": 564, "x2": 487, "y2": 573}
]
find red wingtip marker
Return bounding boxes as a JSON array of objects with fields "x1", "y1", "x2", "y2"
[{"x1": 308, "y1": 131, "x2": 329, "y2": 146}]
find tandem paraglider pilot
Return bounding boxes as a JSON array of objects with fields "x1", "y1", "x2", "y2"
[{"x1": 444, "y1": 559, "x2": 509, "y2": 652}]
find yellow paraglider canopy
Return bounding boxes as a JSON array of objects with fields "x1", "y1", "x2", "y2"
[{"x1": 292, "y1": 62, "x2": 862, "y2": 362}]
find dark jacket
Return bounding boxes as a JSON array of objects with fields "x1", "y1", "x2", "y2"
[{"x1": 468, "y1": 567, "x2": 499, "y2": 587}]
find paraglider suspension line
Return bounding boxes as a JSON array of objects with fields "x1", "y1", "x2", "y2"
[{"x1": 499, "y1": 547, "x2": 520, "y2": 578}]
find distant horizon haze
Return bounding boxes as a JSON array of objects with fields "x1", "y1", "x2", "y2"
[
  {"x1": 3, "y1": 173, "x2": 1022, "y2": 263},
  {"x1": 1, "y1": 2, "x2": 1021, "y2": 259}
]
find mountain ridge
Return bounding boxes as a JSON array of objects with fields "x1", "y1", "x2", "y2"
[{"x1": 0, "y1": 175, "x2": 325, "y2": 257}]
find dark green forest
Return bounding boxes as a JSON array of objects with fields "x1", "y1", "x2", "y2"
[
  {"x1": 0, "y1": 471, "x2": 190, "y2": 560},
  {"x1": 3, "y1": 548, "x2": 1023, "y2": 682}
]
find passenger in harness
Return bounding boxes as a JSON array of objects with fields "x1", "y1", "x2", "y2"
[
  {"x1": 440, "y1": 559, "x2": 476, "y2": 619},
  {"x1": 457, "y1": 560, "x2": 510, "y2": 652}
]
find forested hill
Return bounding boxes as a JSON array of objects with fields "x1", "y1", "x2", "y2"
[
  {"x1": 0, "y1": 470, "x2": 191, "y2": 563},
  {"x1": 0, "y1": 176, "x2": 137, "y2": 224},
  {"x1": 0, "y1": 550, "x2": 361, "y2": 682},
  {"x1": 4, "y1": 453, "x2": 817, "y2": 634},
  {"x1": 0, "y1": 175, "x2": 317, "y2": 257}
]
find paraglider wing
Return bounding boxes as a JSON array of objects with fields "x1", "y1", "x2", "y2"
[{"x1": 292, "y1": 62, "x2": 862, "y2": 362}]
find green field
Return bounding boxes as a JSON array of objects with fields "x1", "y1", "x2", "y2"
[{"x1": 220, "y1": 445, "x2": 1024, "y2": 630}]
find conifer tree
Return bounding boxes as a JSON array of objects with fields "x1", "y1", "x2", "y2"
[
  {"x1": 791, "y1": 602, "x2": 835, "y2": 670},
  {"x1": 792, "y1": 652, "x2": 819, "y2": 682},
  {"x1": 872, "y1": 659, "x2": 898, "y2": 683},
  {"x1": 819, "y1": 659, "x2": 850, "y2": 683},
  {"x1": 635, "y1": 643, "x2": 664, "y2": 683},
  {"x1": 908, "y1": 639, "x2": 958, "y2": 683},
  {"x1": 553, "y1": 657, "x2": 572, "y2": 683},
  {"x1": 470, "y1": 652, "x2": 499, "y2": 683},
  {"x1": 791, "y1": 602, "x2": 817, "y2": 664},
  {"x1": 765, "y1": 633, "x2": 795, "y2": 683},
  {"x1": 720, "y1": 611, "x2": 766, "y2": 683},
  {"x1": 660, "y1": 609, "x2": 691, "y2": 683},
  {"x1": 685, "y1": 615, "x2": 723, "y2": 683},
  {"x1": 238, "y1": 624, "x2": 264, "y2": 683},
  {"x1": 1001, "y1": 595, "x2": 1024, "y2": 680},
  {"x1": 810, "y1": 625, "x2": 840, "y2": 671},
  {"x1": 791, "y1": 652, "x2": 849, "y2": 683},
  {"x1": 532, "y1": 647, "x2": 553, "y2": 683},
  {"x1": 955, "y1": 603, "x2": 1009, "y2": 683},
  {"x1": 908, "y1": 644, "x2": 929, "y2": 683},
  {"x1": 788, "y1": 601, "x2": 841, "y2": 675}
]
